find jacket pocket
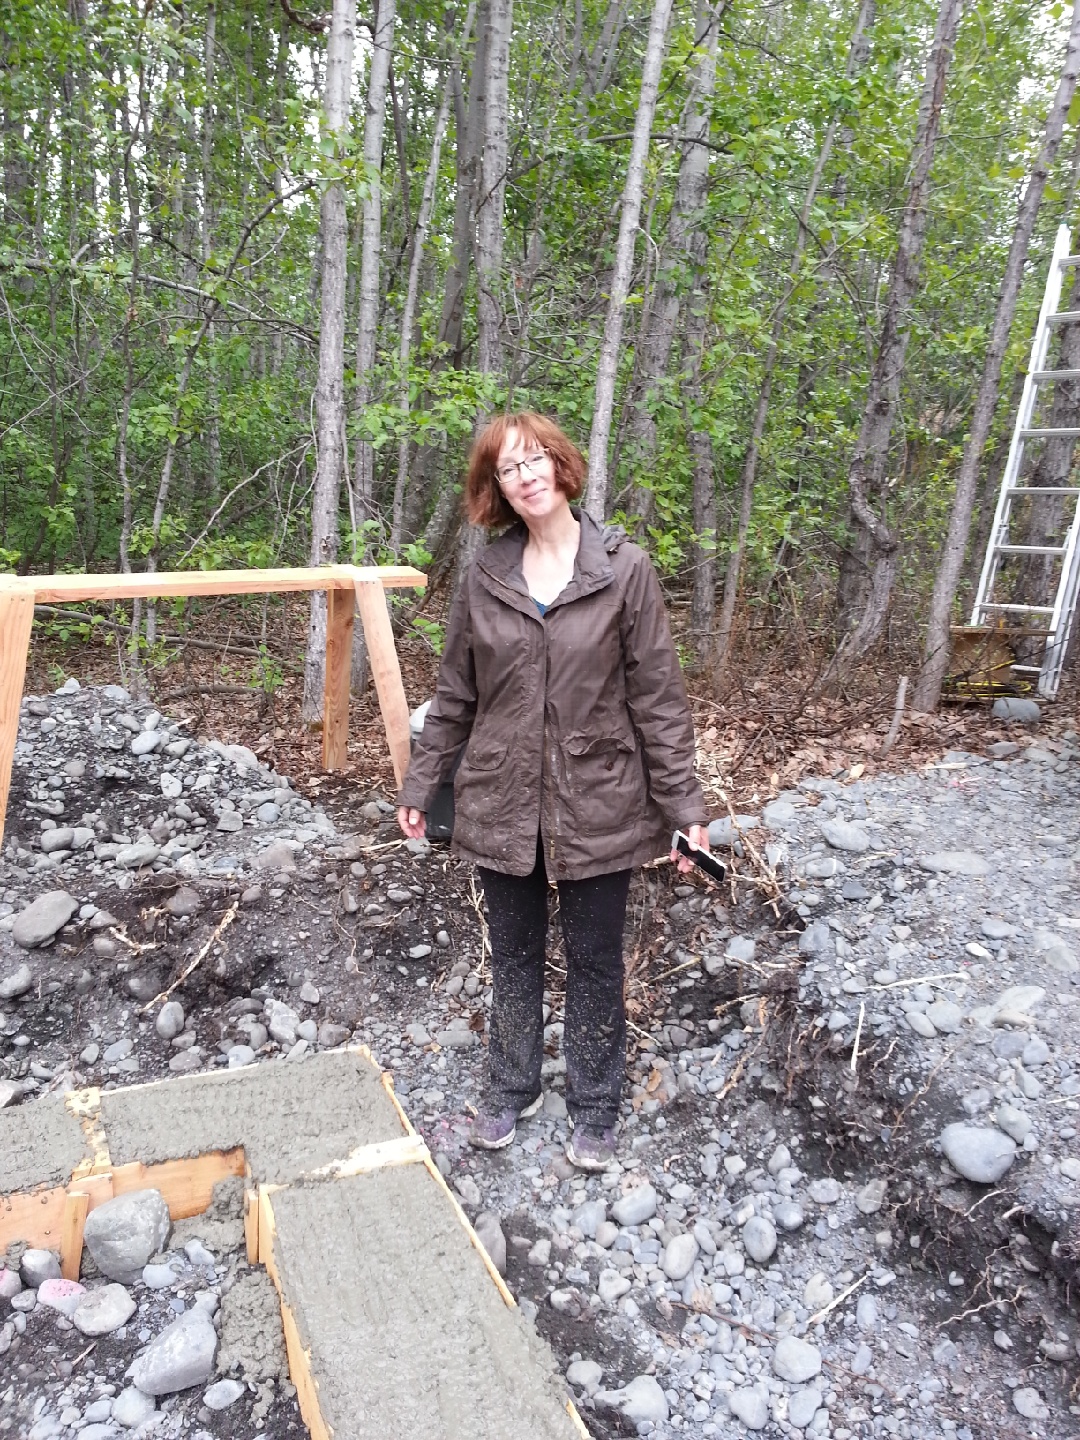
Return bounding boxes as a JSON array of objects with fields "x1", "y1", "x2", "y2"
[
  {"x1": 564, "y1": 731, "x2": 643, "y2": 835},
  {"x1": 461, "y1": 739, "x2": 507, "y2": 771}
]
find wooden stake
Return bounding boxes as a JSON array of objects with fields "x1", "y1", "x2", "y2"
[
  {"x1": 60, "y1": 1191, "x2": 89, "y2": 1281},
  {"x1": 880, "y1": 675, "x2": 909, "y2": 756},
  {"x1": 0, "y1": 583, "x2": 34, "y2": 850},
  {"x1": 354, "y1": 576, "x2": 412, "y2": 786},
  {"x1": 322, "y1": 585, "x2": 355, "y2": 770}
]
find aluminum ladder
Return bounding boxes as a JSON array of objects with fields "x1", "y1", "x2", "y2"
[{"x1": 971, "y1": 223, "x2": 1080, "y2": 699}]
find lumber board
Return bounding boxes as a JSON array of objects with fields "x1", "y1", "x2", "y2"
[
  {"x1": 60, "y1": 1190, "x2": 89, "y2": 1281},
  {"x1": 354, "y1": 577, "x2": 413, "y2": 786},
  {"x1": 244, "y1": 1186, "x2": 260, "y2": 1265},
  {"x1": 321, "y1": 584, "x2": 355, "y2": 771},
  {"x1": 301, "y1": 1133, "x2": 427, "y2": 1181},
  {"x1": 109, "y1": 1148, "x2": 246, "y2": 1218},
  {"x1": 420, "y1": 1152, "x2": 517, "y2": 1310},
  {"x1": 29, "y1": 564, "x2": 425, "y2": 604},
  {"x1": 259, "y1": 1187, "x2": 331, "y2": 1440},
  {"x1": 0, "y1": 584, "x2": 34, "y2": 850},
  {"x1": 0, "y1": 1172, "x2": 113, "y2": 1254}
]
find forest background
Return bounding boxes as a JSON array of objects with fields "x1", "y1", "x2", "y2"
[{"x1": 3, "y1": 0, "x2": 1080, "y2": 743}]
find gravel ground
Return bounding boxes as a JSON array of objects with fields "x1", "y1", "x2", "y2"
[{"x1": 1, "y1": 680, "x2": 1079, "y2": 1440}]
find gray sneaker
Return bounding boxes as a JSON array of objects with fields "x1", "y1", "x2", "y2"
[
  {"x1": 468, "y1": 1092, "x2": 543, "y2": 1150},
  {"x1": 566, "y1": 1125, "x2": 617, "y2": 1171}
]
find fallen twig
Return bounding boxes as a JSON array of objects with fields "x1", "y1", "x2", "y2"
[
  {"x1": 850, "y1": 1000, "x2": 866, "y2": 1074},
  {"x1": 139, "y1": 902, "x2": 239, "y2": 1012},
  {"x1": 809, "y1": 1270, "x2": 870, "y2": 1327},
  {"x1": 879, "y1": 675, "x2": 908, "y2": 757}
]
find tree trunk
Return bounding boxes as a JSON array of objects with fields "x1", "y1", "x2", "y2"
[
  {"x1": 302, "y1": 0, "x2": 357, "y2": 722},
  {"x1": 584, "y1": 0, "x2": 675, "y2": 521},
  {"x1": 458, "y1": 0, "x2": 514, "y2": 577},
  {"x1": 715, "y1": 0, "x2": 876, "y2": 677},
  {"x1": 202, "y1": 2, "x2": 221, "y2": 504},
  {"x1": 352, "y1": 0, "x2": 398, "y2": 536},
  {"x1": 624, "y1": 0, "x2": 722, "y2": 526},
  {"x1": 391, "y1": 3, "x2": 477, "y2": 551},
  {"x1": 913, "y1": 0, "x2": 1080, "y2": 711},
  {"x1": 825, "y1": 0, "x2": 965, "y2": 683}
]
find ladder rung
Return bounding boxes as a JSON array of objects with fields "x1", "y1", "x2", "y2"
[
  {"x1": 1032, "y1": 369, "x2": 1080, "y2": 381},
  {"x1": 994, "y1": 544, "x2": 1067, "y2": 555},
  {"x1": 980, "y1": 603, "x2": 1056, "y2": 612},
  {"x1": 1010, "y1": 664, "x2": 1044, "y2": 673},
  {"x1": 1020, "y1": 427, "x2": 1080, "y2": 438},
  {"x1": 1060, "y1": 255, "x2": 1080, "y2": 266},
  {"x1": 1005, "y1": 486, "x2": 1080, "y2": 495},
  {"x1": 1047, "y1": 310, "x2": 1080, "y2": 323}
]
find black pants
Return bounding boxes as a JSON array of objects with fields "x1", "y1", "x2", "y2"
[{"x1": 477, "y1": 838, "x2": 632, "y2": 1131}]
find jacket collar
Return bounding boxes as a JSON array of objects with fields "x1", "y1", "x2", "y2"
[{"x1": 476, "y1": 509, "x2": 615, "y2": 612}]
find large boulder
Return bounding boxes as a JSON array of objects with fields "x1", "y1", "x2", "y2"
[{"x1": 83, "y1": 1190, "x2": 172, "y2": 1282}]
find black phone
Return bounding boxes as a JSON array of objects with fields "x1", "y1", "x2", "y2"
[{"x1": 672, "y1": 830, "x2": 727, "y2": 884}]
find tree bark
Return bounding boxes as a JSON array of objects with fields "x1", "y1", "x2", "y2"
[
  {"x1": 715, "y1": 0, "x2": 876, "y2": 677},
  {"x1": 825, "y1": 0, "x2": 965, "y2": 684},
  {"x1": 457, "y1": 0, "x2": 515, "y2": 577},
  {"x1": 202, "y1": 2, "x2": 221, "y2": 504},
  {"x1": 391, "y1": 3, "x2": 477, "y2": 551},
  {"x1": 584, "y1": 0, "x2": 675, "y2": 521},
  {"x1": 302, "y1": 0, "x2": 357, "y2": 722},
  {"x1": 351, "y1": 0, "x2": 398, "y2": 537},
  {"x1": 624, "y1": 0, "x2": 723, "y2": 527},
  {"x1": 913, "y1": 0, "x2": 1080, "y2": 712}
]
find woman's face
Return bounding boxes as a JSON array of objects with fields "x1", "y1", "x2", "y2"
[{"x1": 495, "y1": 428, "x2": 568, "y2": 523}]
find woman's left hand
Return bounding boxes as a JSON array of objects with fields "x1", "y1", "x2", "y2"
[{"x1": 671, "y1": 823, "x2": 712, "y2": 873}]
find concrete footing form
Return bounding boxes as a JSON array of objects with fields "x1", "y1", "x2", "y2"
[{"x1": 0, "y1": 1049, "x2": 587, "y2": 1439}]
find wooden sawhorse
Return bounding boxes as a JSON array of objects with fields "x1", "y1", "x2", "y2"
[{"x1": 0, "y1": 563, "x2": 426, "y2": 848}]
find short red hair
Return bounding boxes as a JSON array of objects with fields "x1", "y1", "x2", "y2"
[{"x1": 465, "y1": 412, "x2": 585, "y2": 528}]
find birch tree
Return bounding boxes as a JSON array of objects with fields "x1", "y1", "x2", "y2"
[
  {"x1": 913, "y1": 0, "x2": 1080, "y2": 712},
  {"x1": 824, "y1": 0, "x2": 965, "y2": 683},
  {"x1": 714, "y1": 0, "x2": 875, "y2": 677},
  {"x1": 302, "y1": 0, "x2": 356, "y2": 722},
  {"x1": 584, "y1": 0, "x2": 675, "y2": 520},
  {"x1": 624, "y1": 0, "x2": 722, "y2": 526}
]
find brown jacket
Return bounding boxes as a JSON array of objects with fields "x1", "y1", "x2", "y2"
[{"x1": 398, "y1": 510, "x2": 707, "y2": 880}]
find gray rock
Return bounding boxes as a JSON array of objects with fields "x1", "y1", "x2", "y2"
[
  {"x1": 574, "y1": 1200, "x2": 606, "y2": 1239},
  {"x1": 12, "y1": 891, "x2": 78, "y2": 948},
  {"x1": 204, "y1": 1379, "x2": 245, "y2": 1411},
  {"x1": 20, "y1": 1249, "x2": 61, "y2": 1286},
  {"x1": 612, "y1": 1185, "x2": 657, "y2": 1227},
  {"x1": 83, "y1": 1189, "x2": 171, "y2": 1282},
  {"x1": 661, "y1": 1232, "x2": 699, "y2": 1281},
  {"x1": 997, "y1": 1105, "x2": 1032, "y2": 1144},
  {"x1": 116, "y1": 843, "x2": 160, "y2": 869},
  {"x1": 940, "y1": 1123, "x2": 1017, "y2": 1183},
  {"x1": 906, "y1": 1011, "x2": 937, "y2": 1039},
  {"x1": 255, "y1": 842, "x2": 298, "y2": 872},
  {"x1": 798, "y1": 920, "x2": 833, "y2": 957},
  {"x1": 0, "y1": 1267, "x2": 23, "y2": 1299},
  {"x1": 265, "y1": 999, "x2": 300, "y2": 1046},
  {"x1": 73, "y1": 1282, "x2": 137, "y2": 1335},
  {"x1": 992, "y1": 697, "x2": 1040, "y2": 723},
  {"x1": 728, "y1": 1386, "x2": 769, "y2": 1430},
  {"x1": 774, "y1": 1201, "x2": 805, "y2": 1232},
  {"x1": 789, "y1": 1388, "x2": 823, "y2": 1429},
  {"x1": 40, "y1": 828, "x2": 75, "y2": 854},
  {"x1": 216, "y1": 811, "x2": 243, "y2": 833},
  {"x1": 1033, "y1": 929, "x2": 1079, "y2": 975},
  {"x1": 226, "y1": 1045, "x2": 256, "y2": 1069},
  {"x1": 927, "y1": 1000, "x2": 964, "y2": 1034},
  {"x1": 131, "y1": 731, "x2": 162, "y2": 755},
  {"x1": 856, "y1": 1293, "x2": 879, "y2": 1333},
  {"x1": 112, "y1": 1388, "x2": 156, "y2": 1428},
  {"x1": 808, "y1": 1178, "x2": 841, "y2": 1204},
  {"x1": 773, "y1": 1335, "x2": 822, "y2": 1383},
  {"x1": 617, "y1": 1375, "x2": 669, "y2": 1425},
  {"x1": 820, "y1": 819, "x2": 870, "y2": 853},
  {"x1": 725, "y1": 935, "x2": 757, "y2": 963},
  {"x1": 708, "y1": 815, "x2": 760, "y2": 848},
  {"x1": 566, "y1": 1360, "x2": 603, "y2": 1395},
  {"x1": 763, "y1": 799, "x2": 798, "y2": 828},
  {"x1": 155, "y1": 1001, "x2": 185, "y2": 1041},
  {"x1": 597, "y1": 1270, "x2": 631, "y2": 1304},
  {"x1": 37, "y1": 1277, "x2": 84, "y2": 1318},
  {"x1": 855, "y1": 1178, "x2": 887, "y2": 1215},
  {"x1": 741, "y1": 1215, "x2": 777, "y2": 1264},
  {"x1": 1012, "y1": 1387, "x2": 1050, "y2": 1420},
  {"x1": 473, "y1": 1212, "x2": 507, "y2": 1275},
  {"x1": 982, "y1": 917, "x2": 1018, "y2": 940},
  {"x1": 919, "y1": 851, "x2": 991, "y2": 876},
  {"x1": 129, "y1": 1308, "x2": 217, "y2": 1395},
  {"x1": 165, "y1": 887, "x2": 201, "y2": 918},
  {"x1": 1023, "y1": 1036, "x2": 1050, "y2": 1067}
]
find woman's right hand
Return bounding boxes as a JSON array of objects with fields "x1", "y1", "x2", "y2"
[{"x1": 397, "y1": 806, "x2": 426, "y2": 839}]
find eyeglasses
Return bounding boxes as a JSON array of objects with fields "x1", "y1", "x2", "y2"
[{"x1": 496, "y1": 450, "x2": 549, "y2": 485}]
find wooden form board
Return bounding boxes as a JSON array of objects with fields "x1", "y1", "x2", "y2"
[
  {"x1": 1, "y1": 1054, "x2": 590, "y2": 1440},
  {"x1": 0, "y1": 563, "x2": 425, "y2": 847}
]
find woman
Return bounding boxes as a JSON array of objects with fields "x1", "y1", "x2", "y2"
[{"x1": 397, "y1": 412, "x2": 710, "y2": 1171}]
